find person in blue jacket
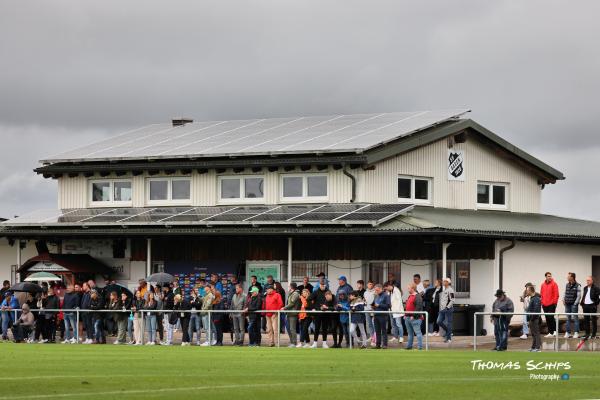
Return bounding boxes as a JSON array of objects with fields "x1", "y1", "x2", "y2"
[
  {"x1": 335, "y1": 292, "x2": 351, "y2": 348},
  {"x1": 372, "y1": 284, "x2": 391, "y2": 349},
  {"x1": 1, "y1": 291, "x2": 20, "y2": 340}
]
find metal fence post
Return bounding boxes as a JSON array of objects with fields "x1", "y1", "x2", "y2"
[
  {"x1": 348, "y1": 310, "x2": 352, "y2": 349},
  {"x1": 208, "y1": 310, "x2": 212, "y2": 346},
  {"x1": 76, "y1": 309, "x2": 80, "y2": 343},
  {"x1": 554, "y1": 312, "x2": 559, "y2": 352},
  {"x1": 473, "y1": 312, "x2": 477, "y2": 351},
  {"x1": 140, "y1": 310, "x2": 144, "y2": 345},
  {"x1": 277, "y1": 310, "x2": 281, "y2": 348},
  {"x1": 425, "y1": 311, "x2": 429, "y2": 351}
]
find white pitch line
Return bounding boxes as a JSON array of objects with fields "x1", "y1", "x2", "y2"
[{"x1": 4, "y1": 376, "x2": 594, "y2": 399}]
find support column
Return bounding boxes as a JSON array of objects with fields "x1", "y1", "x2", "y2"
[
  {"x1": 442, "y1": 243, "x2": 450, "y2": 280},
  {"x1": 287, "y1": 237, "x2": 293, "y2": 286},
  {"x1": 16, "y1": 240, "x2": 22, "y2": 283},
  {"x1": 146, "y1": 238, "x2": 152, "y2": 277}
]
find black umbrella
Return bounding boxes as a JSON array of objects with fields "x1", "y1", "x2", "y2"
[
  {"x1": 146, "y1": 272, "x2": 175, "y2": 284},
  {"x1": 10, "y1": 282, "x2": 43, "y2": 293},
  {"x1": 103, "y1": 283, "x2": 133, "y2": 298}
]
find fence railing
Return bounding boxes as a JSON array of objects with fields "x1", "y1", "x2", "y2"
[
  {"x1": 473, "y1": 311, "x2": 600, "y2": 352},
  {"x1": 1, "y1": 308, "x2": 429, "y2": 350}
]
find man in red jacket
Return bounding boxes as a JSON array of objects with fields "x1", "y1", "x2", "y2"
[
  {"x1": 540, "y1": 272, "x2": 559, "y2": 337},
  {"x1": 264, "y1": 285, "x2": 283, "y2": 347}
]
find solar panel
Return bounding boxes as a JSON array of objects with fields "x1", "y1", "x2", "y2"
[
  {"x1": 2, "y1": 204, "x2": 414, "y2": 227},
  {"x1": 40, "y1": 110, "x2": 470, "y2": 163}
]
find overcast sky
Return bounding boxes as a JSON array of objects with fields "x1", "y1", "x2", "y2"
[{"x1": 1, "y1": 0, "x2": 599, "y2": 219}]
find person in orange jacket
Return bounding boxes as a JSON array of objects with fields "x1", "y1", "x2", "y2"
[{"x1": 540, "y1": 272, "x2": 559, "y2": 337}]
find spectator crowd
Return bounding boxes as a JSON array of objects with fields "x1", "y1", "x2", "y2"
[{"x1": 1, "y1": 270, "x2": 599, "y2": 352}]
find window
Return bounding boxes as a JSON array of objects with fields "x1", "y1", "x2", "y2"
[
  {"x1": 436, "y1": 260, "x2": 470, "y2": 297},
  {"x1": 397, "y1": 176, "x2": 432, "y2": 204},
  {"x1": 147, "y1": 178, "x2": 191, "y2": 204},
  {"x1": 218, "y1": 176, "x2": 264, "y2": 203},
  {"x1": 281, "y1": 174, "x2": 328, "y2": 201},
  {"x1": 366, "y1": 261, "x2": 402, "y2": 285},
  {"x1": 477, "y1": 182, "x2": 508, "y2": 209},
  {"x1": 89, "y1": 180, "x2": 132, "y2": 205},
  {"x1": 281, "y1": 261, "x2": 329, "y2": 282}
]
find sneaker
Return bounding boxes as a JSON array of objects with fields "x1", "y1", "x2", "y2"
[
  {"x1": 201, "y1": 341, "x2": 210, "y2": 347},
  {"x1": 398, "y1": 337, "x2": 404, "y2": 343},
  {"x1": 303, "y1": 343, "x2": 311, "y2": 348},
  {"x1": 296, "y1": 343, "x2": 303, "y2": 348},
  {"x1": 211, "y1": 340, "x2": 217, "y2": 346},
  {"x1": 61, "y1": 339, "x2": 70, "y2": 344},
  {"x1": 145, "y1": 342, "x2": 153, "y2": 346},
  {"x1": 310, "y1": 342, "x2": 318, "y2": 348},
  {"x1": 322, "y1": 342, "x2": 329, "y2": 349},
  {"x1": 196, "y1": 342, "x2": 201, "y2": 346},
  {"x1": 427, "y1": 333, "x2": 434, "y2": 337},
  {"x1": 433, "y1": 332, "x2": 439, "y2": 336},
  {"x1": 573, "y1": 332, "x2": 579, "y2": 339},
  {"x1": 544, "y1": 333, "x2": 553, "y2": 338},
  {"x1": 288, "y1": 344, "x2": 296, "y2": 348},
  {"x1": 389, "y1": 337, "x2": 397, "y2": 343},
  {"x1": 70, "y1": 338, "x2": 77, "y2": 344},
  {"x1": 519, "y1": 334, "x2": 528, "y2": 340},
  {"x1": 114, "y1": 340, "x2": 121, "y2": 345},
  {"x1": 40, "y1": 339, "x2": 48, "y2": 344},
  {"x1": 564, "y1": 332, "x2": 571, "y2": 338}
]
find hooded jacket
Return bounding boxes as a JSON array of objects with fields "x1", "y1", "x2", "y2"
[
  {"x1": 264, "y1": 291, "x2": 283, "y2": 317},
  {"x1": 389, "y1": 286, "x2": 405, "y2": 318}
]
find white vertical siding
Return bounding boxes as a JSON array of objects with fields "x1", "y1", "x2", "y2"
[
  {"x1": 55, "y1": 136, "x2": 543, "y2": 212},
  {"x1": 358, "y1": 137, "x2": 542, "y2": 213}
]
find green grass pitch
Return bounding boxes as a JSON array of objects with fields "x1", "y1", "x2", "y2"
[{"x1": 0, "y1": 344, "x2": 598, "y2": 399}]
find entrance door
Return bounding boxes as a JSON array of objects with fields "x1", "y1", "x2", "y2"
[
  {"x1": 367, "y1": 261, "x2": 401, "y2": 285},
  {"x1": 592, "y1": 256, "x2": 600, "y2": 284}
]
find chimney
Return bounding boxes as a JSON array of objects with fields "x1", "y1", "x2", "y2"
[{"x1": 172, "y1": 117, "x2": 193, "y2": 127}]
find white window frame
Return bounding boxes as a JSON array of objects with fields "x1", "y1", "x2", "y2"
[
  {"x1": 88, "y1": 179, "x2": 133, "y2": 207},
  {"x1": 279, "y1": 173, "x2": 329, "y2": 203},
  {"x1": 146, "y1": 177, "x2": 192, "y2": 205},
  {"x1": 397, "y1": 175, "x2": 433, "y2": 205},
  {"x1": 476, "y1": 181, "x2": 509, "y2": 210},
  {"x1": 217, "y1": 175, "x2": 265, "y2": 204}
]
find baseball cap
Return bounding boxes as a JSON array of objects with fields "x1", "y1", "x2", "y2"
[
  {"x1": 250, "y1": 286, "x2": 259, "y2": 294},
  {"x1": 338, "y1": 275, "x2": 347, "y2": 282}
]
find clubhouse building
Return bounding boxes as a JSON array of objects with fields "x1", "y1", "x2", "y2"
[{"x1": 2, "y1": 109, "x2": 600, "y2": 333}]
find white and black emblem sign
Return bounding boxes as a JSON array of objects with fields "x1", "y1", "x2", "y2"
[{"x1": 447, "y1": 150, "x2": 465, "y2": 181}]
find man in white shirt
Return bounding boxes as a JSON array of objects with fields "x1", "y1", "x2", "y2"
[
  {"x1": 413, "y1": 274, "x2": 425, "y2": 294},
  {"x1": 581, "y1": 276, "x2": 600, "y2": 339}
]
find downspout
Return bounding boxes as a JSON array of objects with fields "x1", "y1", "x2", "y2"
[
  {"x1": 498, "y1": 239, "x2": 516, "y2": 290},
  {"x1": 342, "y1": 165, "x2": 356, "y2": 203}
]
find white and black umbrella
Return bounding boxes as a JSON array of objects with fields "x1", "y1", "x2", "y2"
[
  {"x1": 146, "y1": 272, "x2": 175, "y2": 284},
  {"x1": 10, "y1": 282, "x2": 43, "y2": 293},
  {"x1": 24, "y1": 272, "x2": 62, "y2": 282}
]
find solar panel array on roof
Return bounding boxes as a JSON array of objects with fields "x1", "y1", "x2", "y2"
[
  {"x1": 41, "y1": 110, "x2": 469, "y2": 163},
  {"x1": 2, "y1": 204, "x2": 414, "y2": 227}
]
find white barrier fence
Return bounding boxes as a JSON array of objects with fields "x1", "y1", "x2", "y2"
[
  {"x1": 3, "y1": 308, "x2": 429, "y2": 350},
  {"x1": 473, "y1": 311, "x2": 600, "y2": 352}
]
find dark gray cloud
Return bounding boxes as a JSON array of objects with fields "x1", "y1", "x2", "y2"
[{"x1": 1, "y1": 0, "x2": 599, "y2": 219}]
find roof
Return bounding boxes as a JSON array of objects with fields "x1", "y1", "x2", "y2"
[
  {"x1": 34, "y1": 110, "x2": 564, "y2": 183},
  {"x1": 2, "y1": 206, "x2": 600, "y2": 243},
  {"x1": 0, "y1": 204, "x2": 414, "y2": 227},
  {"x1": 18, "y1": 253, "x2": 113, "y2": 275},
  {"x1": 41, "y1": 110, "x2": 469, "y2": 163}
]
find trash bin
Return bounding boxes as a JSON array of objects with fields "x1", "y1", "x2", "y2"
[
  {"x1": 452, "y1": 304, "x2": 468, "y2": 335},
  {"x1": 452, "y1": 304, "x2": 486, "y2": 336},
  {"x1": 465, "y1": 304, "x2": 486, "y2": 336}
]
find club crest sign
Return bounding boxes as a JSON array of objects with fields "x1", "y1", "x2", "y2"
[{"x1": 447, "y1": 150, "x2": 465, "y2": 181}]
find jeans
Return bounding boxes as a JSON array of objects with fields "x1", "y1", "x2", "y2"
[
  {"x1": 145, "y1": 314, "x2": 157, "y2": 343},
  {"x1": 365, "y1": 313, "x2": 374, "y2": 337},
  {"x1": 565, "y1": 303, "x2": 579, "y2": 333},
  {"x1": 391, "y1": 316, "x2": 404, "y2": 338},
  {"x1": 300, "y1": 318, "x2": 310, "y2": 343},
  {"x1": 201, "y1": 314, "x2": 215, "y2": 343},
  {"x1": 374, "y1": 316, "x2": 388, "y2": 347},
  {"x1": 494, "y1": 317, "x2": 509, "y2": 350},
  {"x1": 522, "y1": 318, "x2": 529, "y2": 335},
  {"x1": 1, "y1": 312, "x2": 12, "y2": 339},
  {"x1": 232, "y1": 315, "x2": 245, "y2": 344},
  {"x1": 117, "y1": 318, "x2": 127, "y2": 342},
  {"x1": 404, "y1": 317, "x2": 423, "y2": 350},
  {"x1": 93, "y1": 318, "x2": 103, "y2": 343},
  {"x1": 350, "y1": 321, "x2": 367, "y2": 346},
  {"x1": 84, "y1": 314, "x2": 94, "y2": 340},
  {"x1": 437, "y1": 308, "x2": 453, "y2": 340},
  {"x1": 63, "y1": 313, "x2": 77, "y2": 341},
  {"x1": 543, "y1": 304, "x2": 557, "y2": 334},
  {"x1": 248, "y1": 318, "x2": 260, "y2": 345},
  {"x1": 189, "y1": 314, "x2": 201, "y2": 343},
  {"x1": 127, "y1": 317, "x2": 134, "y2": 342}
]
